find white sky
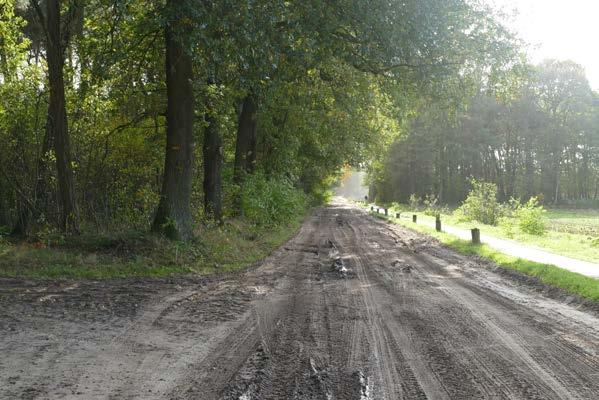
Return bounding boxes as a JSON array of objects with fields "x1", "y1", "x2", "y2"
[{"x1": 485, "y1": 0, "x2": 599, "y2": 90}]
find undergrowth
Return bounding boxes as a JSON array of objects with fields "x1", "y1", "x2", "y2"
[
  {"x1": 0, "y1": 174, "x2": 315, "y2": 279},
  {"x1": 0, "y1": 216, "x2": 305, "y2": 279}
]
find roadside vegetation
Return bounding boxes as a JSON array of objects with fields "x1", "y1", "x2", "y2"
[
  {"x1": 0, "y1": 1, "x2": 519, "y2": 278},
  {"x1": 0, "y1": 178, "x2": 316, "y2": 279},
  {"x1": 370, "y1": 209, "x2": 599, "y2": 302},
  {"x1": 0, "y1": 216, "x2": 306, "y2": 279},
  {"x1": 377, "y1": 180, "x2": 599, "y2": 263}
]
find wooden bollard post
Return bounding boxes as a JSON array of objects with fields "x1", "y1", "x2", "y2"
[
  {"x1": 412, "y1": 214, "x2": 417, "y2": 223},
  {"x1": 384, "y1": 208, "x2": 388, "y2": 216},
  {"x1": 396, "y1": 212, "x2": 400, "y2": 219},
  {"x1": 436, "y1": 215, "x2": 442, "y2": 232},
  {"x1": 471, "y1": 228, "x2": 481, "y2": 244}
]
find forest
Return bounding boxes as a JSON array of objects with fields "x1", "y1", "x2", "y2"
[
  {"x1": 373, "y1": 59, "x2": 599, "y2": 206},
  {"x1": 0, "y1": 0, "x2": 520, "y2": 242}
]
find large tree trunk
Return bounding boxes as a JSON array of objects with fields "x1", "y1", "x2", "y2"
[
  {"x1": 202, "y1": 94, "x2": 223, "y2": 222},
  {"x1": 233, "y1": 94, "x2": 258, "y2": 183},
  {"x1": 152, "y1": 0, "x2": 195, "y2": 241},
  {"x1": 46, "y1": 0, "x2": 77, "y2": 232}
]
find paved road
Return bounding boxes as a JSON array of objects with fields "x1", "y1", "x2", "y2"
[
  {"x1": 2, "y1": 199, "x2": 599, "y2": 399},
  {"x1": 391, "y1": 211, "x2": 599, "y2": 279}
]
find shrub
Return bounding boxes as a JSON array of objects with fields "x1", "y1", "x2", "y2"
[
  {"x1": 390, "y1": 202, "x2": 409, "y2": 212},
  {"x1": 240, "y1": 173, "x2": 308, "y2": 225},
  {"x1": 422, "y1": 194, "x2": 440, "y2": 216},
  {"x1": 498, "y1": 216, "x2": 516, "y2": 238},
  {"x1": 456, "y1": 179, "x2": 502, "y2": 225},
  {"x1": 513, "y1": 197, "x2": 546, "y2": 235},
  {"x1": 409, "y1": 194, "x2": 421, "y2": 211}
]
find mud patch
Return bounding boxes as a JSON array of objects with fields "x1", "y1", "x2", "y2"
[{"x1": 332, "y1": 257, "x2": 349, "y2": 277}]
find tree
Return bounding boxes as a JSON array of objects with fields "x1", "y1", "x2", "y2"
[
  {"x1": 152, "y1": 0, "x2": 195, "y2": 240},
  {"x1": 374, "y1": 60, "x2": 599, "y2": 208},
  {"x1": 533, "y1": 60, "x2": 593, "y2": 204},
  {"x1": 202, "y1": 79, "x2": 223, "y2": 222},
  {"x1": 233, "y1": 94, "x2": 258, "y2": 183},
  {"x1": 28, "y1": 0, "x2": 81, "y2": 232},
  {"x1": 0, "y1": 0, "x2": 537, "y2": 238}
]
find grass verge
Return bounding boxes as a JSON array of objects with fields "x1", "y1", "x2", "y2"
[
  {"x1": 0, "y1": 215, "x2": 306, "y2": 280},
  {"x1": 441, "y1": 212, "x2": 599, "y2": 264},
  {"x1": 375, "y1": 205, "x2": 599, "y2": 263},
  {"x1": 369, "y1": 209, "x2": 599, "y2": 302}
]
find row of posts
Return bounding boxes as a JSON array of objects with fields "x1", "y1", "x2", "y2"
[{"x1": 370, "y1": 205, "x2": 481, "y2": 244}]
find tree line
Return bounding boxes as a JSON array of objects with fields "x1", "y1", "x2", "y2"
[
  {"x1": 373, "y1": 60, "x2": 599, "y2": 206},
  {"x1": 0, "y1": 0, "x2": 515, "y2": 240}
]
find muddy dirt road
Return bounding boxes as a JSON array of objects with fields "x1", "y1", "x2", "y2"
[{"x1": 2, "y1": 199, "x2": 599, "y2": 399}]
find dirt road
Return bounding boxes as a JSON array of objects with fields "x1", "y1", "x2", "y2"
[{"x1": 2, "y1": 199, "x2": 599, "y2": 399}]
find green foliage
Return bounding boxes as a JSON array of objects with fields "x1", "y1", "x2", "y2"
[
  {"x1": 0, "y1": 0, "x2": 29, "y2": 78},
  {"x1": 456, "y1": 180, "x2": 502, "y2": 225},
  {"x1": 545, "y1": 209, "x2": 599, "y2": 236},
  {"x1": 513, "y1": 197, "x2": 546, "y2": 235},
  {"x1": 389, "y1": 202, "x2": 409, "y2": 212},
  {"x1": 0, "y1": 0, "x2": 523, "y2": 270},
  {"x1": 498, "y1": 216, "x2": 516, "y2": 238},
  {"x1": 240, "y1": 173, "x2": 308, "y2": 226},
  {"x1": 422, "y1": 194, "x2": 440, "y2": 217},
  {"x1": 374, "y1": 60, "x2": 599, "y2": 207},
  {"x1": 409, "y1": 194, "x2": 421, "y2": 211}
]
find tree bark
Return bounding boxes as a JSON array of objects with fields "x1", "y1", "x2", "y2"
[
  {"x1": 203, "y1": 94, "x2": 223, "y2": 222},
  {"x1": 152, "y1": 0, "x2": 195, "y2": 241},
  {"x1": 46, "y1": 0, "x2": 77, "y2": 232},
  {"x1": 524, "y1": 136, "x2": 535, "y2": 200},
  {"x1": 234, "y1": 94, "x2": 258, "y2": 183},
  {"x1": 554, "y1": 166, "x2": 560, "y2": 205}
]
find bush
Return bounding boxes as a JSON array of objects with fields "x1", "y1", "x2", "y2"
[
  {"x1": 498, "y1": 216, "x2": 516, "y2": 238},
  {"x1": 409, "y1": 194, "x2": 421, "y2": 211},
  {"x1": 422, "y1": 194, "x2": 440, "y2": 216},
  {"x1": 390, "y1": 202, "x2": 409, "y2": 212},
  {"x1": 513, "y1": 197, "x2": 546, "y2": 235},
  {"x1": 240, "y1": 173, "x2": 308, "y2": 225},
  {"x1": 456, "y1": 179, "x2": 502, "y2": 225}
]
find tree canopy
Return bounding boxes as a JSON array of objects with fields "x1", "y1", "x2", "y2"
[
  {"x1": 0, "y1": 0, "x2": 518, "y2": 238},
  {"x1": 373, "y1": 59, "x2": 599, "y2": 206}
]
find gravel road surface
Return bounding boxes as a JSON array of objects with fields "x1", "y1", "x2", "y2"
[{"x1": 2, "y1": 199, "x2": 599, "y2": 399}]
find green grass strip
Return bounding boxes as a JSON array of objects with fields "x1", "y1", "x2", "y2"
[
  {"x1": 0, "y1": 215, "x2": 305, "y2": 280},
  {"x1": 371, "y1": 211, "x2": 599, "y2": 302}
]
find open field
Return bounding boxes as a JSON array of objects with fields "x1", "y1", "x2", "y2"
[{"x1": 545, "y1": 209, "x2": 599, "y2": 236}]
